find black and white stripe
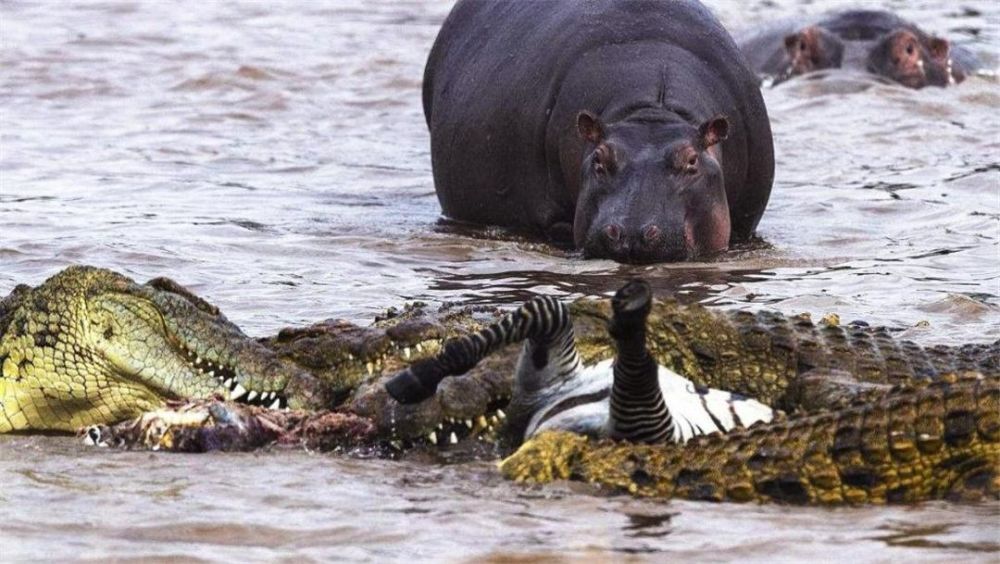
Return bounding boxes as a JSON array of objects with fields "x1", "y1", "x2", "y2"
[
  {"x1": 529, "y1": 359, "x2": 773, "y2": 443},
  {"x1": 385, "y1": 280, "x2": 773, "y2": 445},
  {"x1": 606, "y1": 281, "x2": 673, "y2": 444},
  {"x1": 385, "y1": 295, "x2": 580, "y2": 405}
]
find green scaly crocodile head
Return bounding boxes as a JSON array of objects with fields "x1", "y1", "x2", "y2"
[{"x1": 0, "y1": 266, "x2": 321, "y2": 432}]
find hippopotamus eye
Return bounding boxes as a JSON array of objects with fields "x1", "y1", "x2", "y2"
[
  {"x1": 905, "y1": 43, "x2": 915, "y2": 56},
  {"x1": 593, "y1": 145, "x2": 614, "y2": 176},
  {"x1": 592, "y1": 154, "x2": 606, "y2": 176},
  {"x1": 685, "y1": 154, "x2": 698, "y2": 174}
]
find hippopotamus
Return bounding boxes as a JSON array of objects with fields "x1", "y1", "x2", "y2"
[
  {"x1": 423, "y1": 0, "x2": 774, "y2": 263},
  {"x1": 737, "y1": 10, "x2": 980, "y2": 88}
]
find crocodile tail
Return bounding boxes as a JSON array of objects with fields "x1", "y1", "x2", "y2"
[
  {"x1": 608, "y1": 280, "x2": 673, "y2": 444},
  {"x1": 385, "y1": 295, "x2": 575, "y2": 404}
]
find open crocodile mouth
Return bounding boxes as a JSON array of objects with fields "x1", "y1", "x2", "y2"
[
  {"x1": 390, "y1": 396, "x2": 510, "y2": 450},
  {"x1": 176, "y1": 342, "x2": 287, "y2": 409}
]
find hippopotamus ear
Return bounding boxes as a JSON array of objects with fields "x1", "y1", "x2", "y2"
[
  {"x1": 577, "y1": 111, "x2": 605, "y2": 144},
  {"x1": 698, "y1": 115, "x2": 729, "y2": 149},
  {"x1": 927, "y1": 37, "x2": 950, "y2": 64}
]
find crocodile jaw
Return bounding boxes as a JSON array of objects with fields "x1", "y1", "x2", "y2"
[{"x1": 91, "y1": 292, "x2": 293, "y2": 409}]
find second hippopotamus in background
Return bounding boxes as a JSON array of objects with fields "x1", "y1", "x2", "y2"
[
  {"x1": 423, "y1": 0, "x2": 774, "y2": 264},
  {"x1": 738, "y1": 9, "x2": 980, "y2": 88}
]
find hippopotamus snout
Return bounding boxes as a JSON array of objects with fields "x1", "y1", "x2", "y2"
[
  {"x1": 588, "y1": 221, "x2": 687, "y2": 263},
  {"x1": 588, "y1": 210, "x2": 729, "y2": 263}
]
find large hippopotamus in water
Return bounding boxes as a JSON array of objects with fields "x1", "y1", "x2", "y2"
[
  {"x1": 737, "y1": 10, "x2": 980, "y2": 88},
  {"x1": 423, "y1": 0, "x2": 774, "y2": 263}
]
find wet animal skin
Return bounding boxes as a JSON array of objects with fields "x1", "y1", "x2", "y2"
[
  {"x1": 424, "y1": 0, "x2": 774, "y2": 263},
  {"x1": 0, "y1": 266, "x2": 511, "y2": 443},
  {"x1": 738, "y1": 9, "x2": 978, "y2": 88},
  {"x1": 2, "y1": 267, "x2": 997, "y2": 504},
  {"x1": 385, "y1": 281, "x2": 999, "y2": 504},
  {"x1": 0, "y1": 267, "x2": 316, "y2": 433},
  {"x1": 501, "y1": 373, "x2": 999, "y2": 504},
  {"x1": 385, "y1": 280, "x2": 773, "y2": 445}
]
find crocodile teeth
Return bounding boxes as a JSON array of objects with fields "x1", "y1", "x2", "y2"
[
  {"x1": 223, "y1": 378, "x2": 234, "y2": 389},
  {"x1": 428, "y1": 432, "x2": 438, "y2": 445},
  {"x1": 465, "y1": 419, "x2": 473, "y2": 429},
  {"x1": 415, "y1": 343, "x2": 423, "y2": 353},
  {"x1": 269, "y1": 398, "x2": 281, "y2": 409},
  {"x1": 437, "y1": 423, "x2": 444, "y2": 430},
  {"x1": 366, "y1": 362, "x2": 374, "y2": 375},
  {"x1": 246, "y1": 390, "x2": 258, "y2": 402},
  {"x1": 403, "y1": 347, "x2": 411, "y2": 359},
  {"x1": 207, "y1": 370, "x2": 215, "y2": 378},
  {"x1": 449, "y1": 432, "x2": 458, "y2": 445},
  {"x1": 490, "y1": 415, "x2": 499, "y2": 425},
  {"x1": 231, "y1": 384, "x2": 247, "y2": 401},
  {"x1": 496, "y1": 409, "x2": 506, "y2": 419},
  {"x1": 476, "y1": 415, "x2": 487, "y2": 428}
]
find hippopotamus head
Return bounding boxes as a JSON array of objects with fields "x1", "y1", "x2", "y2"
[
  {"x1": 778, "y1": 25, "x2": 844, "y2": 83},
  {"x1": 573, "y1": 110, "x2": 730, "y2": 263},
  {"x1": 866, "y1": 29, "x2": 955, "y2": 88}
]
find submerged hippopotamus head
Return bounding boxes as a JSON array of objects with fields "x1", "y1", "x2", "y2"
[
  {"x1": 779, "y1": 25, "x2": 845, "y2": 82},
  {"x1": 573, "y1": 110, "x2": 730, "y2": 263},
  {"x1": 866, "y1": 29, "x2": 958, "y2": 88}
]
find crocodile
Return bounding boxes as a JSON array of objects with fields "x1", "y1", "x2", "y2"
[
  {"x1": 385, "y1": 280, "x2": 776, "y2": 445},
  {"x1": 2, "y1": 266, "x2": 998, "y2": 504},
  {"x1": 0, "y1": 266, "x2": 511, "y2": 440},
  {"x1": 500, "y1": 372, "x2": 999, "y2": 504},
  {"x1": 0, "y1": 266, "x2": 324, "y2": 432},
  {"x1": 385, "y1": 279, "x2": 999, "y2": 504}
]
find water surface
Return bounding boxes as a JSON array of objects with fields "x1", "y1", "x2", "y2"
[{"x1": 1, "y1": 0, "x2": 998, "y2": 561}]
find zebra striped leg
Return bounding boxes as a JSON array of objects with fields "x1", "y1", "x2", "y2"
[
  {"x1": 385, "y1": 295, "x2": 579, "y2": 404},
  {"x1": 607, "y1": 280, "x2": 672, "y2": 444}
]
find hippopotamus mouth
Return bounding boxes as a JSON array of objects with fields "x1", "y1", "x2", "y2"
[{"x1": 582, "y1": 227, "x2": 692, "y2": 264}]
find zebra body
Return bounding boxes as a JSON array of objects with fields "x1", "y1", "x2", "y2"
[{"x1": 525, "y1": 359, "x2": 773, "y2": 443}]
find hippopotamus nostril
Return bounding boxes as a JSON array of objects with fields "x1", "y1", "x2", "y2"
[
  {"x1": 642, "y1": 225, "x2": 661, "y2": 244},
  {"x1": 603, "y1": 224, "x2": 622, "y2": 243}
]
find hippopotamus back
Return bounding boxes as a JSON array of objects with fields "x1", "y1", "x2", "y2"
[{"x1": 424, "y1": 0, "x2": 774, "y2": 263}]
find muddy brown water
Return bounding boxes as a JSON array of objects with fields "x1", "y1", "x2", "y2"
[{"x1": 1, "y1": 0, "x2": 998, "y2": 561}]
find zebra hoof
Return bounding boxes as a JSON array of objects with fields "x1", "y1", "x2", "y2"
[
  {"x1": 611, "y1": 279, "x2": 652, "y2": 326},
  {"x1": 385, "y1": 368, "x2": 439, "y2": 404}
]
